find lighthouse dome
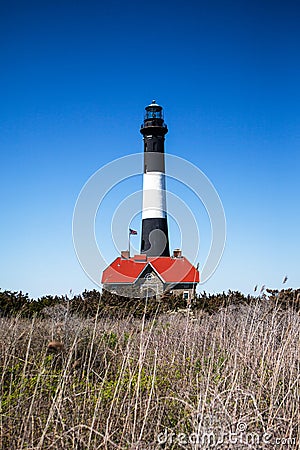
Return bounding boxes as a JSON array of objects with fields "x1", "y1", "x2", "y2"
[{"x1": 145, "y1": 100, "x2": 163, "y2": 120}]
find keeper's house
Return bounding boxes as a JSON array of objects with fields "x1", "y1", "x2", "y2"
[{"x1": 102, "y1": 249, "x2": 199, "y2": 301}]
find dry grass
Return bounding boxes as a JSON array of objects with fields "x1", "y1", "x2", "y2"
[{"x1": 0, "y1": 300, "x2": 300, "y2": 449}]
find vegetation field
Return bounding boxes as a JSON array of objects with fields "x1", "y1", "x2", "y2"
[{"x1": 0, "y1": 289, "x2": 300, "y2": 449}]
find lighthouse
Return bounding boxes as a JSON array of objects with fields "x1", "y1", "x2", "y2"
[
  {"x1": 140, "y1": 100, "x2": 170, "y2": 257},
  {"x1": 102, "y1": 101, "x2": 200, "y2": 300}
]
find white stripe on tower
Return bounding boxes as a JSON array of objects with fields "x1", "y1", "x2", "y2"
[{"x1": 142, "y1": 172, "x2": 166, "y2": 219}]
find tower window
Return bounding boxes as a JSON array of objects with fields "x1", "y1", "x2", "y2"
[{"x1": 153, "y1": 142, "x2": 157, "y2": 151}]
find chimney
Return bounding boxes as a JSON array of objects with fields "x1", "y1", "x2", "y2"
[
  {"x1": 173, "y1": 248, "x2": 182, "y2": 258},
  {"x1": 121, "y1": 250, "x2": 130, "y2": 259}
]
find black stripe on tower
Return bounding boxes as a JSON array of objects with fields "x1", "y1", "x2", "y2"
[
  {"x1": 140, "y1": 101, "x2": 170, "y2": 257},
  {"x1": 141, "y1": 217, "x2": 170, "y2": 257}
]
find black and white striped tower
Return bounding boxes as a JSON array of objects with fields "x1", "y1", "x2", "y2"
[{"x1": 140, "y1": 100, "x2": 170, "y2": 257}]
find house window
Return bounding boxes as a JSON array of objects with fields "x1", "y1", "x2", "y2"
[{"x1": 184, "y1": 291, "x2": 189, "y2": 300}]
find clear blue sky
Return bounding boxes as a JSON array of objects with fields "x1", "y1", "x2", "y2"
[{"x1": 1, "y1": 0, "x2": 299, "y2": 298}]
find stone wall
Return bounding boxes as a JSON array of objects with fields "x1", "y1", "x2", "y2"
[{"x1": 103, "y1": 277, "x2": 197, "y2": 300}]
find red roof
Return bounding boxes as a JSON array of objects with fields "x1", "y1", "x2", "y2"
[{"x1": 102, "y1": 256, "x2": 200, "y2": 284}]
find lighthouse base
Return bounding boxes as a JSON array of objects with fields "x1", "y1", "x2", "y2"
[{"x1": 140, "y1": 217, "x2": 170, "y2": 257}]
